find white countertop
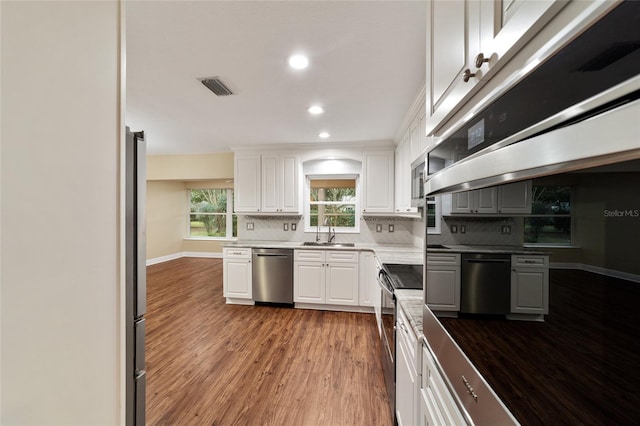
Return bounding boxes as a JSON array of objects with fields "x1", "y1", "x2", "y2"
[{"x1": 225, "y1": 240, "x2": 424, "y2": 265}]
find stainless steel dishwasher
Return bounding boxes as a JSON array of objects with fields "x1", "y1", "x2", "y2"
[
  {"x1": 252, "y1": 248, "x2": 294, "y2": 305},
  {"x1": 460, "y1": 253, "x2": 511, "y2": 315}
]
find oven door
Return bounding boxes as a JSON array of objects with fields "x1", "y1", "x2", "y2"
[{"x1": 377, "y1": 269, "x2": 396, "y2": 421}]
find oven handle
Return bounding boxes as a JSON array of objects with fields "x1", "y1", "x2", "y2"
[{"x1": 377, "y1": 270, "x2": 395, "y2": 297}]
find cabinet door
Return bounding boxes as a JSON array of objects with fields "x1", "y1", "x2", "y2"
[
  {"x1": 479, "y1": 0, "x2": 565, "y2": 76},
  {"x1": 280, "y1": 155, "x2": 299, "y2": 212},
  {"x1": 511, "y1": 267, "x2": 549, "y2": 314},
  {"x1": 358, "y1": 252, "x2": 375, "y2": 307},
  {"x1": 498, "y1": 180, "x2": 531, "y2": 214},
  {"x1": 261, "y1": 155, "x2": 279, "y2": 213},
  {"x1": 395, "y1": 138, "x2": 407, "y2": 212},
  {"x1": 294, "y1": 262, "x2": 325, "y2": 304},
  {"x1": 234, "y1": 155, "x2": 261, "y2": 212},
  {"x1": 475, "y1": 186, "x2": 498, "y2": 213},
  {"x1": 450, "y1": 191, "x2": 473, "y2": 213},
  {"x1": 426, "y1": 266, "x2": 460, "y2": 311},
  {"x1": 326, "y1": 263, "x2": 359, "y2": 306},
  {"x1": 223, "y1": 260, "x2": 252, "y2": 299},
  {"x1": 396, "y1": 333, "x2": 417, "y2": 426},
  {"x1": 425, "y1": 0, "x2": 480, "y2": 136},
  {"x1": 363, "y1": 151, "x2": 395, "y2": 213}
]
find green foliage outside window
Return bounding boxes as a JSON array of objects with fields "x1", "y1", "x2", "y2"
[
  {"x1": 309, "y1": 181, "x2": 357, "y2": 229},
  {"x1": 524, "y1": 186, "x2": 571, "y2": 244},
  {"x1": 189, "y1": 189, "x2": 237, "y2": 238}
]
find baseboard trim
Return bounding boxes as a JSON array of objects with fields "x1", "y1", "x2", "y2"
[
  {"x1": 551, "y1": 262, "x2": 640, "y2": 283},
  {"x1": 146, "y1": 251, "x2": 222, "y2": 266}
]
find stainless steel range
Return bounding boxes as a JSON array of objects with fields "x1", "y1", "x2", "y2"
[{"x1": 377, "y1": 263, "x2": 423, "y2": 424}]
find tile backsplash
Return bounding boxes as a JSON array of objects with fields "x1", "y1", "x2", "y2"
[
  {"x1": 237, "y1": 215, "x2": 422, "y2": 246},
  {"x1": 438, "y1": 216, "x2": 524, "y2": 246}
]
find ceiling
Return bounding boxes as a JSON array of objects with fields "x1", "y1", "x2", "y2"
[{"x1": 126, "y1": 1, "x2": 426, "y2": 155}]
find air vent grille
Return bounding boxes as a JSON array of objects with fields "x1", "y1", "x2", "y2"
[{"x1": 200, "y1": 77, "x2": 233, "y2": 96}]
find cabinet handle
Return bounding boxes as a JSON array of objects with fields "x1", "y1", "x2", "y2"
[
  {"x1": 475, "y1": 52, "x2": 490, "y2": 68},
  {"x1": 462, "y1": 69, "x2": 476, "y2": 82}
]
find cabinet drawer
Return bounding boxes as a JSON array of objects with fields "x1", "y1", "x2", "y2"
[
  {"x1": 427, "y1": 253, "x2": 461, "y2": 266},
  {"x1": 295, "y1": 250, "x2": 325, "y2": 262},
  {"x1": 512, "y1": 255, "x2": 548, "y2": 268},
  {"x1": 223, "y1": 247, "x2": 251, "y2": 259},
  {"x1": 326, "y1": 250, "x2": 359, "y2": 263}
]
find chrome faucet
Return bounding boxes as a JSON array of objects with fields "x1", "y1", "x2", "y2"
[
  {"x1": 316, "y1": 221, "x2": 321, "y2": 242},
  {"x1": 324, "y1": 217, "x2": 336, "y2": 243}
]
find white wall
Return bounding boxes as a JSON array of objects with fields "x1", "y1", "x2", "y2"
[{"x1": 1, "y1": 1, "x2": 122, "y2": 424}]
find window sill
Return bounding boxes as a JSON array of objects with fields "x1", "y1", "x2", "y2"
[
  {"x1": 523, "y1": 244, "x2": 579, "y2": 249},
  {"x1": 184, "y1": 237, "x2": 238, "y2": 242}
]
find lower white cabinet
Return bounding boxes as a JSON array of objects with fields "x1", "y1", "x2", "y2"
[
  {"x1": 511, "y1": 254, "x2": 549, "y2": 315},
  {"x1": 419, "y1": 343, "x2": 465, "y2": 426},
  {"x1": 358, "y1": 251, "x2": 375, "y2": 307},
  {"x1": 425, "y1": 253, "x2": 461, "y2": 312},
  {"x1": 396, "y1": 305, "x2": 418, "y2": 426},
  {"x1": 223, "y1": 248, "x2": 252, "y2": 301},
  {"x1": 294, "y1": 250, "x2": 359, "y2": 306}
]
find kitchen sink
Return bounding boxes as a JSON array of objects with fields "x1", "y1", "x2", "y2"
[
  {"x1": 426, "y1": 244, "x2": 449, "y2": 249},
  {"x1": 302, "y1": 241, "x2": 355, "y2": 248}
]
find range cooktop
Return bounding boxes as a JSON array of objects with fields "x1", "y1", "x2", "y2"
[{"x1": 384, "y1": 264, "x2": 423, "y2": 290}]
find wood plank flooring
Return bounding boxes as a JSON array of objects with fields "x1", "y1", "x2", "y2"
[
  {"x1": 145, "y1": 257, "x2": 392, "y2": 425},
  {"x1": 440, "y1": 269, "x2": 640, "y2": 426}
]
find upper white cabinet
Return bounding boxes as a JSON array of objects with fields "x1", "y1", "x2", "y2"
[
  {"x1": 395, "y1": 131, "x2": 414, "y2": 213},
  {"x1": 450, "y1": 180, "x2": 531, "y2": 214},
  {"x1": 234, "y1": 153, "x2": 300, "y2": 214},
  {"x1": 425, "y1": 0, "x2": 565, "y2": 136},
  {"x1": 498, "y1": 180, "x2": 532, "y2": 214},
  {"x1": 261, "y1": 154, "x2": 299, "y2": 213},
  {"x1": 451, "y1": 186, "x2": 498, "y2": 214},
  {"x1": 234, "y1": 155, "x2": 261, "y2": 213},
  {"x1": 363, "y1": 151, "x2": 395, "y2": 214}
]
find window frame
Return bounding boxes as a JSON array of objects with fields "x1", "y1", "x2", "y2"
[
  {"x1": 523, "y1": 185, "x2": 574, "y2": 247},
  {"x1": 304, "y1": 174, "x2": 361, "y2": 234},
  {"x1": 426, "y1": 195, "x2": 442, "y2": 235},
  {"x1": 187, "y1": 188, "x2": 237, "y2": 240}
]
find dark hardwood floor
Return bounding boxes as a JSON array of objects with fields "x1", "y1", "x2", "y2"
[
  {"x1": 145, "y1": 257, "x2": 392, "y2": 425},
  {"x1": 440, "y1": 269, "x2": 640, "y2": 426}
]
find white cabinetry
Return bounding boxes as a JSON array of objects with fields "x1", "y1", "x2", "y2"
[
  {"x1": 358, "y1": 251, "x2": 375, "y2": 307},
  {"x1": 426, "y1": 253, "x2": 461, "y2": 313},
  {"x1": 234, "y1": 155, "x2": 261, "y2": 213},
  {"x1": 223, "y1": 247, "x2": 253, "y2": 304},
  {"x1": 450, "y1": 180, "x2": 531, "y2": 214},
  {"x1": 419, "y1": 344, "x2": 465, "y2": 426},
  {"x1": 363, "y1": 151, "x2": 395, "y2": 214},
  {"x1": 395, "y1": 101, "x2": 426, "y2": 214},
  {"x1": 425, "y1": 0, "x2": 564, "y2": 135},
  {"x1": 498, "y1": 180, "x2": 532, "y2": 214},
  {"x1": 396, "y1": 305, "x2": 418, "y2": 426},
  {"x1": 261, "y1": 154, "x2": 299, "y2": 213},
  {"x1": 294, "y1": 250, "x2": 359, "y2": 306},
  {"x1": 234, "y1": 154, "x2": 299, "y2": 214},
  {"x1": 510, "y1": 254, "x2": 549, "y2": 317},
  {"x1": 451, "y1": 186, "x2": 497, "y2": 214}
]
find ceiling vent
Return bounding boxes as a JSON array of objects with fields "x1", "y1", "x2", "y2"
[{"x1": 200, "y1": 77, "x2": 233, "y2": 96}]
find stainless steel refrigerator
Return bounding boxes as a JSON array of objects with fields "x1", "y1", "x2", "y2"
[{"x1": 125, "y1": 127, "x2": 146, "y2": 425}]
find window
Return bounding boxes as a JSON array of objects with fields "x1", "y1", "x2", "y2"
[
  {"x1": 524, "y1": 185, "x2": 572, "y2": 245},
  {"x1": 189, "y1": 189, "x2": 237, "y2": 239},
  {"x1": 426, "y1": 195, "x2": 442, "y2": 234},
  {"x1": 306, "y1": 177, "x2": 359, "y2": 232}
]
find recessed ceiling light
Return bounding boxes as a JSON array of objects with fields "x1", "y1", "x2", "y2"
[
  {"x1": 307, "y1": 105, "x2": 324, "y2": 115},
  {"x1": 288, "y1": 54, "x2": 309, "y2": 69},
  {"x1": 319, "y1": 132, "x2": 330, "y2": 139}
]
